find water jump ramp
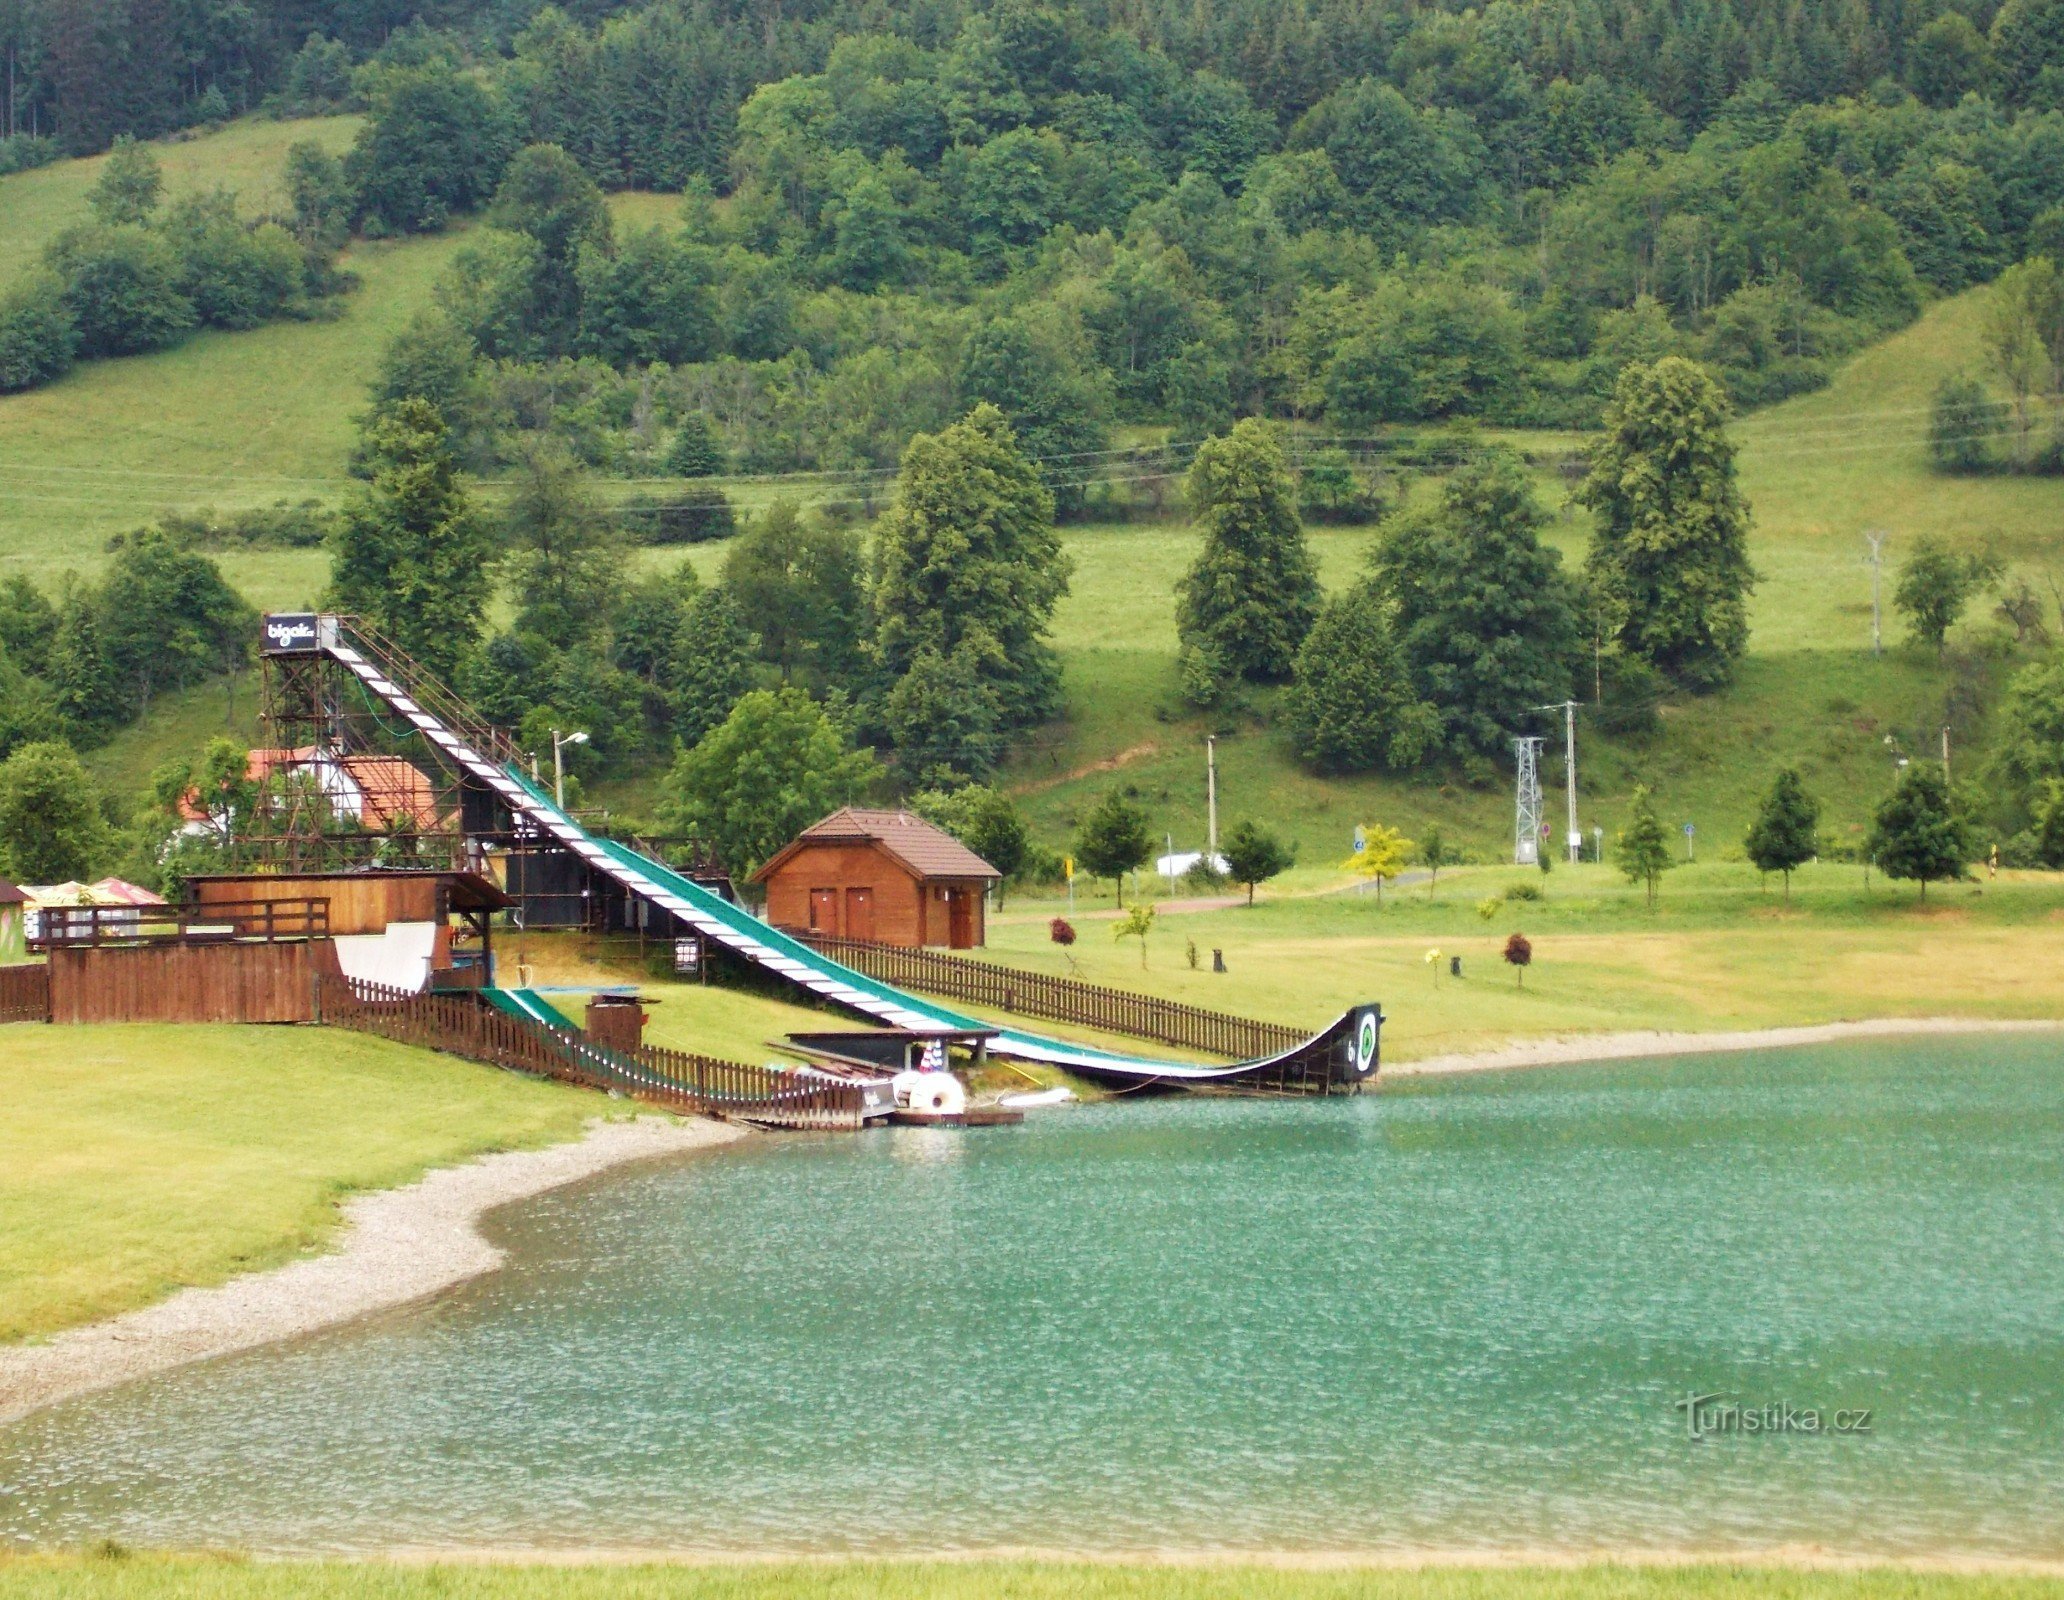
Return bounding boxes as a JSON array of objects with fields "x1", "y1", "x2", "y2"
[{"x1": 272, "y1": 613, "x2": 1383, "y2": 1093}]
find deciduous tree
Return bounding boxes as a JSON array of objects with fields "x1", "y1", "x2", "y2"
[
  {"x1": 659, "y1": 687, "x2": 878, "y2": 878},
  {"x1": 1221, "y1": 818, "x2": 1292, "y2": 904},
  {"x1": 1579, "y1": 358, "x2": 1754, "y2": 691},
  {"x1": 1615, "y1": 784, "x2": 1673, "y2": 906},
  {"x1": 0, "y1": 739, "x2": 109, "y2": 882},
  {"x1": 1869, "y1": 762, "x2": 1974, "y2": 897},
  {"x1": 1075, "y1": 789, "x2": 1152, "y2": 906},
  {"x1": 1743, "y1": 768, "x2": 1819, "y2": 901},
  {"x1": 872, "y1": 403, "x2": 1069, "y2": 732},
  {"x1": 1894, "y1": 533, "x2": 2002, "y2": 653}
]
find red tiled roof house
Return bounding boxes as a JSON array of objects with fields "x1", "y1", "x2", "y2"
[{"x1": 751, "y1": 808, "x2": 1000, "y2": 949}]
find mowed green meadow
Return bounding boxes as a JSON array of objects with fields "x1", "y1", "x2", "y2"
[{"x1": 0, "y1": 1023, "x2": 602, "y2": 1341}]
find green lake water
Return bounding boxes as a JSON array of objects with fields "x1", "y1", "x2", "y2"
[{"x1": 2, "y1": 1035, "x2": 2061, "y2": 1557}]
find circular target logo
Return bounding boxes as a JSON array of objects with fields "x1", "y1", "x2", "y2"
[{"x1": 1354, "y1": 1011, "x2": 1378, "y2": 1075}]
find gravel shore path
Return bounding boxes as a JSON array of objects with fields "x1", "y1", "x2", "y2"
[{"x1": 0, "y1": 1114, "x2": 746, "y2": 1426}]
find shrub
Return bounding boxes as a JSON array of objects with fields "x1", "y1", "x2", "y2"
[
  {"x1": 49, "y1": 226, "x2": 195, "y2": 358},
  {"x1": 622, "y1": 484, "x2": 736, "y2": 544},
  {"x1": 0, "y1": 271, "x2": 79, "y2": 392}
]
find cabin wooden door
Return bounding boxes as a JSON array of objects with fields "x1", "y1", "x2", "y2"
[
  {"x1": 844, "y1": 887, "x2": 873, "y2": 941},
  {"x1": 808, "y1": 888, "x2": 838, "y2": 933},
  {"x1": 948, "y1": 888, "x2": 975, "y2": 949}
]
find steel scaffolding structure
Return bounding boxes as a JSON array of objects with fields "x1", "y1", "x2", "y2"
[{"x1": 1514, "y1": 735, "x2": 1544, "y2": 866}]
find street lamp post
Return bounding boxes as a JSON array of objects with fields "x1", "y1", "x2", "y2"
[{"x1": 552, "y1": 729, "x2": 589, "y2": 809}]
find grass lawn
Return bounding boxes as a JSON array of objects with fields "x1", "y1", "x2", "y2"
[
  {"x1": 977, "y1": 861, "x2": 2064, "y2": 1061},
  {"x1": 0, "y1": 1557, "x2": 2058, "y2": 1600},
  {"x1": 0, "y1": 1022, "x2": 604, "y2": 1344},
  {"x1": 0, "y1": 116, "x2": 363, "y2": 295}
]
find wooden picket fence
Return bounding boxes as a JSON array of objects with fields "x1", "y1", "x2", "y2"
[
  {"x1": 0, "y1": 964, "x2": 49, "y2": 1024},
  {"x1": 798, "y1": 934, "x2": 1306, "y2": 1062},
  {"x1": 317, "y1": 975, "x2": 870, "y2": 1130}
]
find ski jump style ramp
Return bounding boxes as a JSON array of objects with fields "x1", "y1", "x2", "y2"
[{"x1": 275, "y1": 613, "x2": 1381, "y2": 1091}]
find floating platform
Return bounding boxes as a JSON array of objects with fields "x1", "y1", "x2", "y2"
[{"x1": 889, "y1": 1105, "x2": 1024, "y2": 1128}]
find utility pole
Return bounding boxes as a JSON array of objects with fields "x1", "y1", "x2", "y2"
[
  {"x1": 1942, "y1": 724, "x2": 1950, "y2": 783},
  {"x1": 1514, "y1": 736, "x2": 1544, "y2": 865},
  {"x1": 1865, "y1": 531, "x2": 1887, "y2": 658},
  {"x1": 1536, "y1": 700, "x2": 1581, "y2": 862},
  {"x1": 1205, "y1": 735, "x2": 1219, "y2": 863}
]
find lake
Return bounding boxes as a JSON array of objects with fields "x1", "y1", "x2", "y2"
[{"x1": 3, "y1": 1035, "x2": 2060, "y2": 1557}]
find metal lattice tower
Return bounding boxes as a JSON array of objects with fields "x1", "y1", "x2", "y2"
[{"x1": 1514, "y1": 736, "x2": 1544, "y2": 865}]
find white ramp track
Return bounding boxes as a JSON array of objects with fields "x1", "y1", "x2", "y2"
[{"x1": 318, "y1": 624, "x2": 1373, "y2": 1085}]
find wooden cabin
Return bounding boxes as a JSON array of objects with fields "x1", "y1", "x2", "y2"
[{"x1": 753, "y1": 808, "x2": 1000, "y2": 949}]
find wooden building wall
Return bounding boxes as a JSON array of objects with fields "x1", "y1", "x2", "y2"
[
  {"x1": 191, "y1": 876, "x2": 440, "y2": 935},
  {"x1": 49, "y1": 941, "x2": 342, "y2": 1025},
  {"x1": 762, "y1": 843, "x2": 986, "y2": 948}
]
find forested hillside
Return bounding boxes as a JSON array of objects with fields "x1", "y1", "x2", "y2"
[{"x1": 4, "y1": 0, "x2": 2064, "y2": 898}]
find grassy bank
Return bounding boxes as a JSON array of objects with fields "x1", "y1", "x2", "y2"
[
  {"x1": 976, "y1": 861, "x2": 2064, "y2": 1061},
  {"x1": 1, "y1": 1557, "x2": 2059, "y2": 1600},
  {"x1": 0, "y1": 1024, "x2": 600, "y2": 1343}
]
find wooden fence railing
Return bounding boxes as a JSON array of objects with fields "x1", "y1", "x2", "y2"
[
  {"x1": 0, "y1": 964, "x2": 49, "y2": 1024},
  {"x1": 317, "y1": 975, "x2": 870, "y2": 1130},
  {"x1": 797, "y1": 934, "x2": 1306, "y2": 1061},
  {"x1": 28, "y1": 897, "x2": 330, "y2": 950}
]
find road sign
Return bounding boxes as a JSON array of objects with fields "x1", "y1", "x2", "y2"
[
  {"x1": 1353, "y1": 825, "x2": 1367, "y2": 853},
  {"x1": 1063, "y1": 856, "x2": 1074, "y2": 881}
]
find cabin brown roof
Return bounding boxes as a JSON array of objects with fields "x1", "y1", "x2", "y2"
[{"x1": 751, "y1": 807, "x2": 1001, "y2": 884}]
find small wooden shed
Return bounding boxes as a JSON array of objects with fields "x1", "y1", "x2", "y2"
[{"x1": 753, "y1": 808, "x2": 1000, "y2": 949}]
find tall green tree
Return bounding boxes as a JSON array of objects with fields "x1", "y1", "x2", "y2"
[
  {"x1": 1176, "y1": 419, "x2": 1321, "y2": 685},
  {"x1": 84, "y1": 135, "x2": 160, "y2": 224},
  {"x1": 1615, "y1": 784, "x2": 1674, "y2": 907},
  {"x1": 912, "y1": 783, "x2": 1029, "y2": 903},
  {"x1": 1075, "y1": 789, "x2": 1153, "y2": 905},
  {"x1": 1579, "y1": 358, "x2": 1755, "y2": 692},
  {"x1": 489, "y1": 142, "x2": 612, "y2": 351},
  {"x1": 1869, "y1": 762, "x2": 1973, "y2": 897},
  {"x1": 328, "y1": 399, "x2": 496, "y2": 682},
  {"x1": 871, "y1": 402, "x2": 1069, "y2": 731},
  {"x1": 721, "y1": 503, "x2": 863, "y2": 682},
  {"x1": 659, "y1": 687, "x2": 879, "y2": 878},
  {"x1": 1893, "y1": 534, "x2": 2003, "y2": 653},
  {"x1": 1372, "y1": 454, "x2": 1580, "y2": 757},
  {"x1": 881, "y1": 641, "x2": 1004, "y2": 784},
  {"x1": 1743, "y1": 768, "x2": 1819, "y2": 901},
  {"x1": 1221, "y1": 818, "x2": 1293, "y2": 904},
  {"x1": 0, "y1": 739, "x2": 109, "y2": 882},
  {"x1": 668, "y1": 587, "x2": 758, "y2": 746},
  {"x1": 1284, "y1": 582, "x2": 1437, "y2": 775},
  {"x1": 502, "y1": 436, "x2": 618, "y2": 650},
  {"x1": 667, "y1": 412, "x2": 724, "y2": 477}
]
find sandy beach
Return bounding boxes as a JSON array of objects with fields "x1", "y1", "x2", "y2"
[
  {"x1": 1387, "y1": 1015, "x2": 2064, "y2": 1076},
  {"x1": 0, "y1": 1114, "x2": 745, "y2": 1427}
]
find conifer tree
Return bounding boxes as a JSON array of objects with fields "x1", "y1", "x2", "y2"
[
  {"x1": 1177, "y1": 419, "x2": 1320, "y2": 684},
  {"x1": 503, "y1": 436, "x2": 618, "y2": 651},
  {"x1": 328, "y1": 399, "x2": 496, "y2": 681},
  {"x1": 668, "y1": 411, "x2": 724, "y2": 477},
  {"x1": 1284, "y1": 582, "x2": 1437, "y2": 775},
  {"x1": 1743, "y1": 768, "x2": 1819, "y2": 901},
  {"x1": 669, "y1": 587, "x2": 756, "y2": 746}
]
